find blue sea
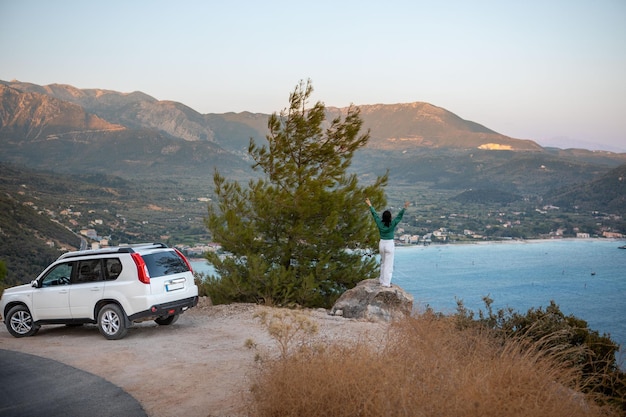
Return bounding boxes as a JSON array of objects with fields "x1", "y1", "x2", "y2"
[{"x1": 192, "y1": 239, "x2": 626, "y2": 360}]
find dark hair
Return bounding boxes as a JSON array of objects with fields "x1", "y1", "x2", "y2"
[{"x1": 382, "y1": 210, "x2": 392, "y2": 227}]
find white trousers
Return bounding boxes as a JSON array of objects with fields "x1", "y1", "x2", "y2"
[{"x1": 378, "y1": 239, "x2": 395, "y2": 287}]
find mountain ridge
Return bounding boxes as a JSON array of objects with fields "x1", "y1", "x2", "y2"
[
  {"x1": 0, "y1": 84, "x2": 125, "y2": 139},
  {"x1": 327, "y1": 102, "x2": 542, "y2": 151},
  {"x1": 3, "y1": 79, "x2": 624, "y2": 156},
  {"x1": 2, "y1": 79, "x2": 543, "y2": 152}
]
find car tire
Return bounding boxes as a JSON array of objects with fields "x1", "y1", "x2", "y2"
[
  {"x1": 97, "y1": 304, "x2": 128, "y2": 340},
  {"x1": 154, "y1": 314, "x2": 179, "y2": 325},
  {"x1": 5, "y1": 305, "x2": 40, "y2": 338}
]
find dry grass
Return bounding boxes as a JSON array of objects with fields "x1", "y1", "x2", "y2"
[
  {"x1": 254, "y1": 309, "x2": 319, "y2": 359},
  {"x1": 249, "y1": 313, "x2": 620, "y2": 417}
]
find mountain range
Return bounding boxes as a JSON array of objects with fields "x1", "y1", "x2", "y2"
[
  {"x1": 2, "y1": 79, "x2": 625, "y2": 193},
  {"x1": 1, "y1": 80, "x2": 541, "y2": 150},
  {"x1": 1, "y1": 79, "x2": 625, "y2": 285}
]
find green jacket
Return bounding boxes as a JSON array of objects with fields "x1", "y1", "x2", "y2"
[{"x1": 369, "y1": 206, "x2": 405, "y2": 240}]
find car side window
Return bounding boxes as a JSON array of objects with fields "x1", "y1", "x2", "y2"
[
  {"x1": 40, "y1": 263, "x2": 73, "y2": 287},
  {"x1": 105, "y1": 258, "x2": 123, "y2": 281},
  {"x1": 74, "y1": 260, "x2": 104, "y2": 284}
]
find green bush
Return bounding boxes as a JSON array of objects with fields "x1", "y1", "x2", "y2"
[{"x1": 455, "y1": 297, "x2": 626, "y2": 410}]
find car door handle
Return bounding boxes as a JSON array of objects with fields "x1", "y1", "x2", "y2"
[{"x1": 90, "y1": 287, "x2": 101, "y2": 291}]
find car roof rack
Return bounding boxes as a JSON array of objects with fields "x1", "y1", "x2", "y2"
[
  {"x1": 57, "y1": 243, "x2": 169, "y2": 260},
  {"x1": 118, "y1": 242, "x2": 168, "y2": 249}
]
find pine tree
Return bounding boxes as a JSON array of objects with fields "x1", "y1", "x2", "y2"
[{"x1": 204, "y1": 80, "x2": 388, "y2": 308}]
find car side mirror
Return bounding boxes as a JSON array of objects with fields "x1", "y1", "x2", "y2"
[{"x1": 31, "y1": 280, "x2": 38, "y2": 288}]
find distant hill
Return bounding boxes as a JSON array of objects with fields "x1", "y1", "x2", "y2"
[
  {"x1": 543, "y1": 164, "x2": 626, "y2": 214},
  {"x1": 0, "y1": 162, "x2": 137, "y2": 284},
  {"x1": 0, "y1": 83, "x2": 250, "y2": 178},
  {"x1": 0, "y1": 185, "x2": 80, "y2": 285},
  {"x1": 329, "y1": 103, "x2": 543, "y2": 151},
  {"x1": 0, "y1": 161, "x2": 213, "y2": 285},
  {"x1": 0, "y1": 83, "x2": 124, "y2": 138},
  {"x1": 452, "y1": 189, "x2": 522, "y2": 204}
]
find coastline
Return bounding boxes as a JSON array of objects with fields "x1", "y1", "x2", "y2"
[
  {"x1": 391, "y1": 238, "x2": 625, "y2": 363},
  {"x1": 189, "y1": 237, "x2": 626, "y2": 262},
  {"x1": 397, "y1": 236, "x2": 625, "y2": 248}
]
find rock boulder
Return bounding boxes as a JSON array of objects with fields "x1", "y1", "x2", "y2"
[{"x1": 330, "y1": 279, "x2": 414, "y2": 322}]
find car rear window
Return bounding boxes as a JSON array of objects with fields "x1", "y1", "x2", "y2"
[{"x1": 141, "y1": 251, "x2": 189, "y2": 278}]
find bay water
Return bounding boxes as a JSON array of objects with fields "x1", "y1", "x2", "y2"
[{"x1": 192, "y1": 239, "x2": 625, "y2": 359}]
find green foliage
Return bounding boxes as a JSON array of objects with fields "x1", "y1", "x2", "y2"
[
  {"x1": 205, "y1": 80, "x2": 388, "y2": 308},
  {"x1": 0, "y1": 259, "x2": 7, "y2": 295},
  {"x1": 0, "y1": 260, "x2": 6, "y2": 282},
  {"x1": 455, "y1": 297, "x2": 626, "y2": 409}
]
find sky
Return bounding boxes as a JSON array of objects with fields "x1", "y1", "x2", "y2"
[{"x1": 1, "y1": 0, "x2": 625, "y2": 152}]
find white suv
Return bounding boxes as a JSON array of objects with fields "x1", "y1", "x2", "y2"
[{"x1": 0, "y1": 243, "x2": 198, "y2": 340}]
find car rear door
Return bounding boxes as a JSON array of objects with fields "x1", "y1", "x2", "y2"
[
  {"x1": 69, "y1": 259, "x2": 105, "y2": 319},
  {"x1": 141, "y1": 250, "x2": 193, "y2": 297}
]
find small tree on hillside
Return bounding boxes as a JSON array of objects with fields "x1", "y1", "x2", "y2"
[
  {"x1": 0, "y1": 259, "x2": 6, "y2": 282},
  {"x1": 0, "y1": 259, "x2": 7, "y2": 295},
  {"x1": 204, "y1": 80, "x2": 388, "y2": 308}
]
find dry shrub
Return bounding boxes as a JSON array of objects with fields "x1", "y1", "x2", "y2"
[
  {"x1": 255, "y1": 308, "x2": 319, "y2": 358},
  {"x1": 249, "y1": 313, "x2": 620, "y2": 417}
]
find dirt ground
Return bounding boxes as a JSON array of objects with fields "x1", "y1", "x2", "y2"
[{"x1": 0, "y1": 298, "x2": 388, "y2": 417}]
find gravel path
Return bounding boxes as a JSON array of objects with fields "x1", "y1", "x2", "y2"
[{"x1": 0, "y1": 299, "x2": 388, "y2": 417}]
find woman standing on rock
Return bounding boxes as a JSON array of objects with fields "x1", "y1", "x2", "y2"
[{"x1": 365, "y1": 199, "x2": 410, "y2": 287}]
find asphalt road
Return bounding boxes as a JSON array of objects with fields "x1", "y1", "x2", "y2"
[{"x1": 0, "y1": 349, "x2": 146, "y2": 417}]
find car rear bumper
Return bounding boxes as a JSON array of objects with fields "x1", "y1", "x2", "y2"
[{"x1": 128, "y1": 296, "x2": 198, "y2": 322}]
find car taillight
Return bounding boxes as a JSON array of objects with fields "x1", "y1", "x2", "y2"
[
  {"x1": 131, "y1": 253, "x2": 151, "y2": 284},
  {"x1": 174, "y1": 248, "x2": 193, "y2": 273}
]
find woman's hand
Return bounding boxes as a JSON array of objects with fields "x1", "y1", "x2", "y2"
[
  {"x1": 365, "y1": 198, "x2": 372, "y2": 207},
  {"x1": 404, "y1": 201, "x2": 410, "y2": 208}
]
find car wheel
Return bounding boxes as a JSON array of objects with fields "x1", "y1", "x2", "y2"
[
  {"x1": 97, "y1": 304, "x2": 128, "y2": 340},
  {"x1": 6, "y1": 305, "x2": 40, "y2": 338},
  {"x1": 154, "y1": 314, "x2": 179, "y2": 325}
]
